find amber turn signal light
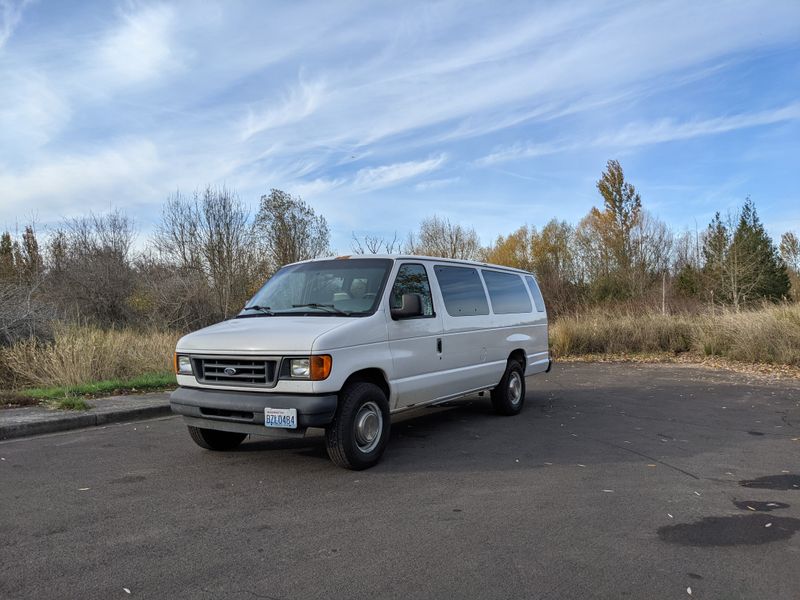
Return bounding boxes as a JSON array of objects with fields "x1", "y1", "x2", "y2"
[{"x1": 309, "y1": 355, "x2": 332, "y2": 380}]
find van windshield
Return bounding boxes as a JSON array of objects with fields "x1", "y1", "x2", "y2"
[{"x1": 240, "y1": 259, "x2": 393, "y2": 317}]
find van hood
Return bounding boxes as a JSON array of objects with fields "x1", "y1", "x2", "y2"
[{"x1": 176, "y1": 316, "x2": 352, "y2": 354}]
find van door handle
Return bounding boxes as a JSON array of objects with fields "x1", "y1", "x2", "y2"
[{"x1": 436, "y1": 338, "x2": 442, "y2": 353}]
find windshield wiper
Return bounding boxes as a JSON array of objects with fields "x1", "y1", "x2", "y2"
[
  {"x1": 291, "y1": 303, "x2": 350, "y2": 315},
  {"x1": 237, "y1": 305, "x2": 274, "y2": 317}
]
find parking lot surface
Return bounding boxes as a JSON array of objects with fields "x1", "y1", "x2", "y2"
[{"x1": 1, "y1": 362, "x2": 798, "y2": 599}]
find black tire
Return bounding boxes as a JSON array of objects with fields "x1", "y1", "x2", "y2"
[
  {"x1": 491, "y1": 360, "x2": 525, "y2": 416},
  {"x1": 325, "y1": 382, "x2": 391, "y2": 470},
  {"x1": 187, "y1": 426, "x2": 247, "y2": 451}
]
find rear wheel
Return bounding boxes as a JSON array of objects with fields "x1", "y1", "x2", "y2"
[
  {"x1": 491, "y1": 360, "x2": 525, "y2": 416},
  {"x1": 325, "y1": 382, "x2": 390, "y2": 470},
  {"x1": 187, "y1": 426, "x2": 247, "y2": 451}
]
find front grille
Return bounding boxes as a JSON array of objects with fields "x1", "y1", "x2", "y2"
[{"x1": 192, "y1": 356, "x2": 278, "y2": 387}]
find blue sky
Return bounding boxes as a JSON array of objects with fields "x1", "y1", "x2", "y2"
[{"x1": 1, "y1": 0, "x2": 799, "y2": 252}]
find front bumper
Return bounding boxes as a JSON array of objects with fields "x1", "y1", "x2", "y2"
[{"x1": 170, "y1": 386, "x2": 338, "y2": 436}]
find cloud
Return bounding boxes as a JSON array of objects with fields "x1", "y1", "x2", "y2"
[
  {"x1": 0, "y1": 0, "x2": 30, "y2": 50},
  {"x1": 241, "y1": 76, "x2": 327, "y2": 140},
  {"x1": 352, "y1": 155, "x2": 446, "y2": 192},
  {"x1": 596, "y1": 103, "x2": 800, "y2": 147},
  {"x1": 0, "y1": 139, "x2": 160, "y2": 220},
  {"x1": 476, "y1": 102, "x2": 800, "y2": 165},
  {"x1": 0, "y1": 70, "x2": 71, "y2": 152},
  {"x1": 96, "y1": 4, "x2": 178, "y2": 86},
  {"x1": 414, "y1": 177, "x2": 460, "y2": 191}
]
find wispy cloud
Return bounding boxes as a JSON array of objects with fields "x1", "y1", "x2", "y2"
[
  {"x1": 414, "y1": 177, "x2": 459, "y2": 191},
  {"x1": 0, "y1": 0, "x2": 30, "y2": 50},
  {"x1": 95, "y1": 4, "x2": 179, "y2": 87},
  {"x1": 477, "y1": 103, "x2": 800, "y2": 165},
  {"x1": 352, "y1": 154, "x2": 446, "y2": 192},
  {"x1": 241, "y1": 76, "x2": 327, "y2": 141}
]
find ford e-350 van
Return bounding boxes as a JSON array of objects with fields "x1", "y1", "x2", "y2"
[{"x1": 170, "y1": 255, "x2": 550, "y2": 470}]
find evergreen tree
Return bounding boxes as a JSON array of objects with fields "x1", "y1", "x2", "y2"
[
  {"x1": 701, "y1": 198, "x2": 789, "y2": 308},
  {"x1": 0, "y1": 232, "x2": 15, "y2": 280}
]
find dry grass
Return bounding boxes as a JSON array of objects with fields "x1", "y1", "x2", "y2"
[
  {"x1": 551, "y1": 303, "x2": 800, "y2": 367},
  {"x1": 1, "y1": 323, "x2": 178, "y2": 388},
  {"x1": 2, "y1": 303, "x2": 799, "y2": 391}
]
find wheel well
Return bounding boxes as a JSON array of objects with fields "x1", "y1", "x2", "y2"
[
  {"x1": 509, "y1": 349, "x2": 526, "y2": 371},
  {"x1": 341, "y1": 368, "x2": 390, "y2": 400}
]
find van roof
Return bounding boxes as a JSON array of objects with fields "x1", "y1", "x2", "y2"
[{"x1": 289, "y1": 254, "x2": 534, "y2": 276}]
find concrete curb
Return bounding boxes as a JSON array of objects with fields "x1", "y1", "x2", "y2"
[{"x1": 0, "y1": 396, "x2": 172, "y2": 441}]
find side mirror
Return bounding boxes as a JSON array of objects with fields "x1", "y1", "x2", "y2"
[{"x1": 391, "y1": 293, "x2": 423, "y2": 319}]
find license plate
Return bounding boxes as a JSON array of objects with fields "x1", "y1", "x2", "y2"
[{"x1": 264, "y1": 408, "x2": 297, "y2": 429}]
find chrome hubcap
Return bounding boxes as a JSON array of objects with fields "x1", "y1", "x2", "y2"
[
  {"x1": 508, "y1": 372, "x2": 522, "y2": 405},
  {"x1": 354, "y1": 401, "x2": 382, "y2": 453}
]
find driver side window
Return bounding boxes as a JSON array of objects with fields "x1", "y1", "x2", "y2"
[{"x1": 390, "y1": 263, "x2": 434, "y2": 317}]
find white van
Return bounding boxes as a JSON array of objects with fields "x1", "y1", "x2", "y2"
[{"x1": 170, "y1": 255, "x2": 550, "y2": 469}]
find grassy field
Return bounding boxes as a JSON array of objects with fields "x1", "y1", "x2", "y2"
[{"x1": 550, "y1": 302, "x2": 800, "y2": 366}]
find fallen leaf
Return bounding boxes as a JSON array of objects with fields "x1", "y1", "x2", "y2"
[
  {"x1": 747, "y1": 506, "x2": 756, "y2": 511},
  {"x1": 544, "y1": 462, "x2": 553, "y2": 465},
  {"x1": 693, "y1": 491, "x2": 701, "y2": 496},
  {"x1": 78, "y1": 488, "x2": 90, "y2": 491},
  {"x1": 687, "y1": 586, "x2": 692, "y2": 595},
  {"x1": 123, "y1": 588, "x2": 131, "y2": 594},
  {"x1": 515, "y1": 459, "x2": 520, "y2": 463},
  {"x1": 577, "y1": 464, "x2": 586, "y2": 468},
  {"x1": 647, "y1": 464, "x2": 657, "y2": 468},
  {"x1": 667, "y1": 513, "x2": 674, "y2": 518},
  {"x1": 765, "y1": 523, "x2": 772, "y2": 528},
  {"x1": 602, "y1": 489, "x2": 614, "y2": 493}
]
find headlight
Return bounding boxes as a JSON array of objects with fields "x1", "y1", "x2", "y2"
[
  {"x1": 285, "y1": 355, "x2": 332, "y2": 380},
  {"x1": 290, "y1": 358, "x2": 310, "y2": 378},
  {"x1": 175, "y1": 354, "x2": 193, "y2": 374}
]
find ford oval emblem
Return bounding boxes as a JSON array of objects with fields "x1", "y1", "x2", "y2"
[{"x1": 223, "y1": 367, "x2": 237, "y2": 376}]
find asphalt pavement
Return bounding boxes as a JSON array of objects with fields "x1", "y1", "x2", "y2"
[{"x1": 1, "y1": 362, "x2": 798, "y2": 600}]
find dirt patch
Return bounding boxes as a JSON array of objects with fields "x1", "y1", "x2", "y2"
[{"x1": 0, "y1": 392, "x2": 40, "y2": 409}]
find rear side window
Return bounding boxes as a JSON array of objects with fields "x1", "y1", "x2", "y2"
[
  {"x1": 482, "y1": 270, "x2": 532, "y2": 314},
  {"x1": 434, "y1": 265, "x2": 489, "y2": 317},
  {"x1": 390, "y1": 263, "x2": 434, "y2": 316},
  {"x1": 525, "y1": 276, "x2": 546, "y2": 312}
]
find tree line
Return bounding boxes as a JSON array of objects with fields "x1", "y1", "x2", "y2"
[{"x1": 0, "y1": 160, "x2": 797, "y2": 345}]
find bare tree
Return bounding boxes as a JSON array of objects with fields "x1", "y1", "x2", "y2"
[
  {"x1": 351, "y1": 232, "x2": 401, "y2": 255},
  {"x1": 44, "y1": 210, "x2": 137, "y2": 325},
  {"x1": 254, "y1": 189, "x2": 331, "y2": 270},
  {"x1": 155, "y1": 187, "x2": 262, "y2": 320},
  {"x1": 405, "y1": 215, "x2": 481, "y2": 260}
]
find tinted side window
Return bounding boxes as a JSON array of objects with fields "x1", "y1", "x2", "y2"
[
  {"x1": 482, "y1": 270, "x2": 532, "y2": 314},
  {"x1": 434, "y1": 265, "x2": 489, "y2": 317},
  {"x1": 525, "y1": 276, "x2": 546, "y2": 312},
  {"x1": 391, "y1": 264, "x2": 434, "y2": 316}
]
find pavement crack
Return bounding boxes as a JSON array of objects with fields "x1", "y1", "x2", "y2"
[{"x1": 595, "y1": 438, "x2": 700, "y2": 480}]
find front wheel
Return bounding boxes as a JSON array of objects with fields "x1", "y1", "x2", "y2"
[
  {"x1": 491, "y1": 360, "x2": 525, "y2": 416},
  {"x1": 325, "y1": 382, "x2": 390, "y2": 470},
  {"x1": 187, "y1": 426, "x2": 247, "y2": 451}
]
